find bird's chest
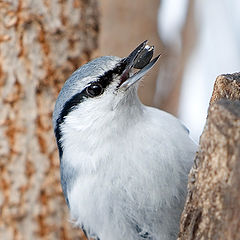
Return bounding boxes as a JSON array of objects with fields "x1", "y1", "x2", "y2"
[
  {"x1": 64, "y1": 125, "x2": 174, "y2": 202},
  {"x1": 63, "y1": 119, "x2": 183, "y2": 217},
  {"x1": 63, "y1": 120, "x2": 148, "y2": 175},
  {"x1": 67, "y1": 150, "x2": 156, "y2": 232},
  {"x1": 64, "y1": 123, "x2": 190, "y2": 240},
  {"x1": 67, "y1": 138, "x2": 155, "y2": 201}
]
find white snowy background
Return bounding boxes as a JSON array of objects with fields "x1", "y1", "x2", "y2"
[{"x1": 158, "y1": 0, "x2": 240, "y2": 142}]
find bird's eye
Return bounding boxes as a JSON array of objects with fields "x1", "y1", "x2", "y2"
[{"x1": 86, "y1": 83, "x2": 103, "y2": 97}]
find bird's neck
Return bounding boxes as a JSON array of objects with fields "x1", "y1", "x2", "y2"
[{"x1": 60, "y1": 93, "x2": 145, "y2": 172}]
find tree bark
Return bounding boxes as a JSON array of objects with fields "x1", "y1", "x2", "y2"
[
  {"x1": 178, "y1": 73, "x2": 240, "y2": 240},
  {"x1": 0, "y1": 1, "x2": 98, "y2": 239}
]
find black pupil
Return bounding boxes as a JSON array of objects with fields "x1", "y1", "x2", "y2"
[{"x1": 87, "y1": 84, "x2": 103, "y2": 97}]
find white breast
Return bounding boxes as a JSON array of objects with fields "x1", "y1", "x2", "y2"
[{"x1": 61, "y1": 105, "x2": 197, "y2": 240}]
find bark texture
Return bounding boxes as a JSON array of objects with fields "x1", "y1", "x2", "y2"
[
  {"x1": 210, "y1": 73, "x2": 240, "y2": 105},
  {"x1": 178, "y1": 73, "x2": 240, "y2": 240},
  {"x1": 0, "y1": 1, "x2": 98, "y2": 239}
]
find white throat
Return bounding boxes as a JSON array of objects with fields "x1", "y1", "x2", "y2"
[{"x1": 60, "y1": 87, "x2": 144, "y2": 172}]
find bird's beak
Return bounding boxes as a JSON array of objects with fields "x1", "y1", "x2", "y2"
[{"x1": 119, "y1": 40, "x2": 160, "y2": 91}]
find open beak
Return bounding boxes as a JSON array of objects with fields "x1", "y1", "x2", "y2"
[{"x1": 119, "y1": 40, "x2": 160, "y2": 91}]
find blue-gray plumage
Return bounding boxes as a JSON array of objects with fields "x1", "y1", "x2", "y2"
[{"x1": 52, "y1": 41, "x2": 197, "y2": 240}]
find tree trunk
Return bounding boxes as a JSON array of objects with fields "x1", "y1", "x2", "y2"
[
  {"x1": 0, "y1": 1, "x2": 98, "y2": 239},
  {"x1": 178, "y1": 73, "x2": 240, "y2": 240}
]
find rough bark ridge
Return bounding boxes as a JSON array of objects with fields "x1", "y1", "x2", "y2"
[
  {"x1": 178, "y1": 73, "x2": 240, "y2": 240},
  {"x1": 0, "y1": 1, "x2": 98, "y2": 239}
]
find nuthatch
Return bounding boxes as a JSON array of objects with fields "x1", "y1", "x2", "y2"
[{"x1": 53, "y1": 41, "x2": 197, "y2": 240}]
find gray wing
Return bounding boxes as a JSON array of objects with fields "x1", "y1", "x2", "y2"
[{"x1": 60, "y1": 159, "x2": 78, "y2": 208}]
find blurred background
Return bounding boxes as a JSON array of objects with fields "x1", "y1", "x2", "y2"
[
  {"x1": 0, "y1": 0, "x2": 239, "y2": 239},
  {"x1": 99, "y1": 0, "x2": 240, "y2": 142}
]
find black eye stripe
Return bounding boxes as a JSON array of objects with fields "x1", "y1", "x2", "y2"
[
  {"x1": 54, "y1": 60, "x2": 127, "y2": 158},
  {"x1": 97, "y1": 61, "x2": 127, "y2": 88}
]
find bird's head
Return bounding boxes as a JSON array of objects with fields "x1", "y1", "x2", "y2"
[{"x1": 53, "y1": 41, "x2": 159, "y2": 157}]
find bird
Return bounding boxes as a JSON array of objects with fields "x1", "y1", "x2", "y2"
[{"x1": 52, "y1": 40, "x2": 197, "y2": 240}]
